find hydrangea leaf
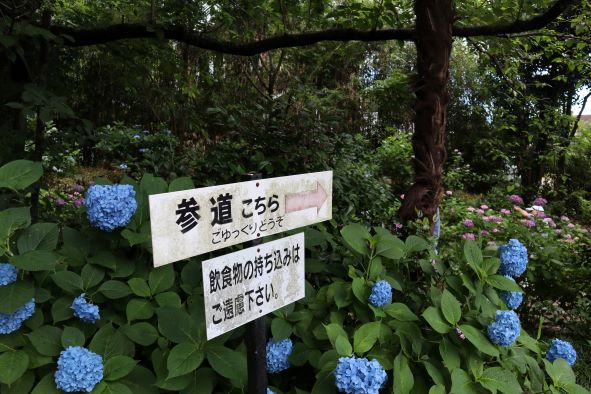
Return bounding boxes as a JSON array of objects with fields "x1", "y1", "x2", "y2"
[
  {"x1": 157, "y1": 307, "x2": 201, "y2": 344},
  {"x1": 154, "y1": 292, "x2": 182, "y2": 308},
  {"x1": 168, "y1": 177, "x2": 195, "y2": 192},
  {"x1": 81, "y1": 264, "x2": 105, "y2": 289},
  {"x1": 122, "y1": 322, "x2": 159, "y2": 346},
  {"x1": 178, "y1": 367, "x2": 215, "y2": 394},
  {"x1": 353, "y1": 321, "x2": 380, "y2": 354},
  {"x1": 404, "y1": 235, "x2": 429, "y2": 253},
  {"x1": 98, "y1": 280, "x2": 132, "y2": 299},
  {"x1": 450, "y1": 369, "x2": 480, "y2": 394},
  {"x1": 0, "y1": 350, "x2": 29, "y2": 385},
  {"x1": 459, "y1": 324, "x2": 499, "y2": 357},
  {"x1": 0, "y1": 160, "x2": 42, "y2": 190},
  {"x1": 0, "y1": 207, "x2": 30, "y2": 252},
  {"x1": 439, "y1": 338, "x2": 461, "y2": 371},
  {"x1": 383, "y1": 303, "x2": 419, "y2": 321},
  {"x1": 423, "y1": 361, "x2": 446, "y2": 386},
  {"x1": 31, "y1": 373, "x2": 61, "y2": 394},
  {"x1": 25, "y1": 325, "x2": 62, "y2": 356},
  {"x1": 393, "y1": 353, "x2": 414, "y2": 394},
  {"x1": 166, "y1": 342, "x2": 204, "y2": 379},
  {"x1": 51, "y1": 297, "x2": 74, "y2": 323},
  {"x1": 126, "y1": 298, "x2": 154, "y2": 321},
  {"x1": 120, "y1": 365, "x2": 158, "y2": 394},
  {"x1": 478, "y1": 367, "x2": 522, "y2": 394},
  {"x1": 464, "y1": 241, "x2": 484, "y2": 274},
  {"x1": 205, "y1": 345, "x2": 246, "y2": 387},
  {"x1": 429, "y1": 385, "x2": 446, "y2": 394},
  {"x1": 375, "y1": 231, "x2": 404, "y2": 260},
  {"x1": 149, "y1": 264, "x2": 175, "y2": 294},
  {"x1": 104, "y1": 355, "x2": 138, "y2": 381},
  {"x1": 422, "y1": 306, "x2": 451, "y2": 334},
  {"x1": 0, "y1": 281, "x2": 34, "y2": 314},
  {"x1": 335, "y1": 336, "x2": 353, "y2": 356},
  {"x1": 486, "y1": 275, "x2": 522, "y2": 292},
  {"x1": 271, "y1": 318, "x2": 292, "y2": 340},
  {"x1": 51, "y1": 270, "x2": 83, "y2": 294},
  {"x1": 61, "y1": 326, "x2": 85, "y2": 348},
  {"x1": 128, "y1": 278, "x2": 151, "y2": 298},
  {"x1": 9, "y1": 250, "x2": 58, "y2": 271},
  {"x1": 340, "y1": 224, "x2": 371, "y2": 255},
  {"x1": 441, "y1": 289, "x2": 462, "y2": 325},
  {"x1": 17, "y1": 223, "x2": 59, "y2": 254},
  {"x1": 351, "y1": 277, "x2": 368, "y2": 302},
  {"x1": 89, "y1": 323, "x2": 135, "y2": 359},
  {"x1": 544, "y1": 358, "x2": 576, "y2": 386}
]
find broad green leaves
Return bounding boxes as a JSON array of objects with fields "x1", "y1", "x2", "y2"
[
  {"x1": 0, "y1": 351, "x2": 29, "y2": 385},
  {"x1": 0, "y1": 281, "x2": 34, "y2": 314},
  {"x1": 0, "y1": 160, "x2": 42, "y2": 190},
  {"x1": 441, "y1": 289, "x2": 462, "y2": 325}
]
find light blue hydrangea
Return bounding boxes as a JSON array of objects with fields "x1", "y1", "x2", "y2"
[
  {"x1": 0, "y1": 263, "x2": 18, "y2": 286},
  {"x1": 0, "y1": 298, "x2": 35, "y2": 334},
  {"x1": 546, "y1": 338, "x2": 577, "y2": 366},
  {"x1": 334, "y1": 356, "x2": 387, "y2": 394},
  {"x1": 71, "y1": 294, "x2": 100, "y2": 323},
  {"x1": 266, "y1": 338, "x2": 292, "y2": 373},
  {"x1": 55, "y1": 346, "x2": 103, "y2": 392},
  {"x1": 267, "y1": 389, "x2": 276, "y2": 394},
  {"x1": 487, "y1": 310, "x2": 520, "y2": 347},
  {"x1": 498, "y1": 239, "x2": 528, "y2": 277},
  {"x1": 85, "y1": 184, "x2": 137, "y2": 232},
  {"x1": 368, "y1": 280, "x2": 392, "y2": 307},
  {"x1": 500, "y1": 276, "x2": 523, "y2": 310}
]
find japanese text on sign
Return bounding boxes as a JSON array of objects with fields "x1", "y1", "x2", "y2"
[
  {"x1": 203, "y1": 233, "x2": 305, "y2": 340},
  {"x1": 149, "y1": 171, "x2": 331, "y2": 267}
]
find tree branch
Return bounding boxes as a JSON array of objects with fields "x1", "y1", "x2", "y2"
[{"x1": 49, "y1": 0, "x2": 576, "y2": 55}]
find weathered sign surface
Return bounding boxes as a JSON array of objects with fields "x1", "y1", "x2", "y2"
[
  {"x1": 149, "y1": 171, "x2": 331, "y2": 267},
  {"x1": 202, "y1": 233, "x2": 305, "y2": 340}
]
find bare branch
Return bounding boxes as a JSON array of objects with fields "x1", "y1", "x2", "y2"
[{"x1": 49, "y1": 0, "x2": 577, "y2": 55}]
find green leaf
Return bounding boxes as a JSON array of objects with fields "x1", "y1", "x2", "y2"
[
  {"x1": 26, "y1": 326, "x2": 62, "y2": 356},
  {"x1": 17, "y1": 223, "x2": 59, "y2": 253},
  {"x1": 341, "y1": 224, "x2": 371, "y2": 255},
  {"x1": 0, "y1": 351, "x2": 29, "y2": 385},
  {"x1": 404, "y1": 235, "x2": 429, "y2": 253},
  {"x1": 375, "y1": 232, "x2": 404, "y2": 260},
  {"x1": 81, "y1": 264, "x2": 105, "y2": 289},
  {"x1": 154, "y1": 292, "x2": 182, "y2": 308},
  {"x1": 353, "y1": 321, "x2": 380, "y2": 354},
  {"x1": 486, "y1": 275, "x2": 522, "y2": 292},
  {"x1": 0, "y1": 281, "x2": 34, "y2": 314},
  {"x1": 464, "y1": 241, "x2": 483, "y2": 272},
  {"x1": 89, "y1": 324, "x2": 134, "y2": 360},
  {"x1": 478, "y1": 367, "x2": 523, "y2": 394},
  {"x1": 383, "y1": 303, "x2": 418, "y2": 321},
  {"x1": 563, "y1": 383, "x2": 591, "y2": 394},
  {"x1": 335, "y1": 336, "x2": 353, "y2": 356},
  {"x1": 205, "y1": 345, "x2": 247, "y2": 387},
  {"x1": 31, "y1": 373, "x2": 62, "y2": 394},
  {"x1": 351, "y1": 277, "x2": 368, "y2": 302},
  {"x1": 459, "y1": 324, "x2": 499, "y2": 357},
  {"x1": 423, "y1": 361, "x2": 445, "y2": 386},
  {"x1": 51, "y1": 270, "x2": 83, "y2": 294},
  {"x1": 126, "y1": 298, "x2": 154, "y2": 321},
  {"x1": 51, "y1": 297, "x2": 73, "y2": 323},
  {"x1": 104, "y1": 355, "x2": 138, "y2": 381},
  {"x1": 450, "y1": 369, "x2": 479, "y2": 394},
  {"x1": 169, "y1": 177, "x2": 195, "y2": 192},
  {"x1": 271, "y1": 318, "x2": 292, "y2": 340},
  {"x1": 98, "y1": 280, "x2": 132, "y2": 299},
  {"x1": 92, "y1": 382, "x2": 134, "y2": 394},
  {"x1": 0, "y1": 207, "x2": 30, "y2": 249},
  {"x1": 517, "y1": 329, "x2": 539, "y2": 354},
  {"x1": 128, "y1": 278, "x2": 151, "y2": 298},
  {"x1": 429, "y1": 385, "x2": 446, "y2": 394},
  {"x1": 0, "y1": 160, "x2": 42, "y2": 190},
  {"x1": 422, "y1": 306, "x2": 450, "y2": 334},
  {"x1": 439, "y1": 338, "x2": 460, "y2": 371},
  {"x1": 10, "y1": 250, "x2": 58, "y2": 271},
  {"x1": 149, "y1": 265, "x2": 175, "y2": 294},
  {"x1": 393, "y1": 353, "x2": 414, "y2": 394},
  {"x1": 167, "y1": 342, "x2": 204, "y2": 379},
  {"x1": 325, "y1": 323, "x2": 348, "y2": 347},
  {"x1": 122, "y1": 322, "x2": 159, "y2": 346},
  {"x1": 61, "y1": 326, "x2": 85, "y2": 348},
  {"x1": 121, "y1": 229, "x2": 151, "y2": 246},
  {"x1": 544, "y1": 358, "x2": 576, "y2": 386},
  {"x1": 157, "y1": 307, "x2": 201, "y2": 344},
  {"x1": 441, "y1": 289, "x2": 462, "y2": 325}
]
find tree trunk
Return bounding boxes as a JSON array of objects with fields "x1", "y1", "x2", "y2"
[{"x1": 399, "y1": 0, "x2": 453, "y2": 223}]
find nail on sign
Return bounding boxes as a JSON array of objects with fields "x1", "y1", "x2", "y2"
[
  {"x1": 149, "y1": 171, "x2": 332, "y2": 267},
  {"x1": 202, "y1": 233, "x2": 305, "y2": 340}
]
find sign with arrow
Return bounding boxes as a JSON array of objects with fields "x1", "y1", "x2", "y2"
[{"x1": 149, "y1": 171, "x2": 332, "y2": 267}]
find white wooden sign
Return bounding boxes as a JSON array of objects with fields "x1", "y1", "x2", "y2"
[
  {"x1": 149, "y1": 171, "x2": 331, "y2": 267},
  {"x1": 202, "y1": 233, "x2": 305, "y2": 340}
]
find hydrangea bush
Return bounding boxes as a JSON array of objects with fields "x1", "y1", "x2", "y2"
[{"x1": 0, "y1": 160, "x2": 588, "y2": 393}]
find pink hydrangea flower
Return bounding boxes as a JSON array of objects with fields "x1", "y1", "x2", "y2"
[
  {"x1": 533, "y1": 197, "x2": 547, "y2": 206},
  {"x1": 462, "y1": 233, "x2": 476, "y2": 241},
  {"x1": 56, "y1": 197, "x2": 66, "y2": 206},
  {"x1": 560, "y1": 215, "x2": 570, "y2": 222},
  {"x1": 492, "y1": 228, "x2": 499, "y2": 233},
  {"x1": 543, "y1": 218, "x2": 556, "y2": 228},
  {"x1": 508, "y1": 195, "x2": 524, "y2": 204},
  {"x1": 400, "y1": 194, "x2": 405, "y2": 200},
  {"x1": 73, "y1": 198, "x2": 85, "y2": 208},
  {"x1": 446, "y1": 190, "x2": 453, "y2": 196},
  {"x1": 481, "y1": 230, "x2": 490, "y2": 236},
  {"x1": 500, "y1": 209, "x2": 511, "y2": 215},
  {"x1": 567, "y1": 223, "x2": 575, "y2": 228},
  {"x1": 463, "y1": 219, "x2": 474, "y2": 227},
  {"x1": 476, "y1": 209, "x2": 485, "y2": 215},
  {"x1": 480, "y1": 205, "x2": 489, "y2": 210},
  {"x1": 522, "y1": 219, "x2": 536, "y2": 228},
  {"x1": 467, "y1": 207, "x2": 475, "y2": 212}
]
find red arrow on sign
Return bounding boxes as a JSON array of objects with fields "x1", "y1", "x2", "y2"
[{"x1": 285, "y1": 182, "x2": 327, "y2": 214}]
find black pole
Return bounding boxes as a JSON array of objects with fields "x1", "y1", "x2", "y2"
[{"x1": 242, "y1": 172, "x2": 267, "y2": 394}]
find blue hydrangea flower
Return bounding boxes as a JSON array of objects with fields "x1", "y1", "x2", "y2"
[
  {"x1": 132, "y1": 134, "x2": 141, "y2": 139},
  {"x1": 85, "y1": 184, "x2": 137, "y2": 232},
  {"x1": 498, "y1": 239, "x2": 528, "y2": 277},
  {"x1": 368, "y1": 280, "x2": 392, "y2": 307},
  {"x1": 267, "y1": 389, "x2": 276, "y2": 394},
  {"x1": 266, "y1": 338, "x2": 292, "y2": 373},
  {"x1": 500, "y1": 276, "x2": 523, "y2": 310},
  {"x1": 334, "y1": 356, "x2": 387, "y2": 394},
  {"x1": 0, "y1": 263, "x2": 18, "y2": 286},
  {"x1": 119, "y1": 163, "x2": 128, "y2": 170},
  {"x1": 487, "y1": 310, "x2": 520, "y2": 347},
  {"x1": 55, "y1": 346, "x2": 103, "y2": 392},
  {"x1": 546, "y1": 338, "x2": 577, "y2": 366},
  {"x1": 71, "y1": 294, "x2": 100, "y2": 323},
  {"x1": 0, "y1": 298, "x2": 35, "y2": 334}
]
